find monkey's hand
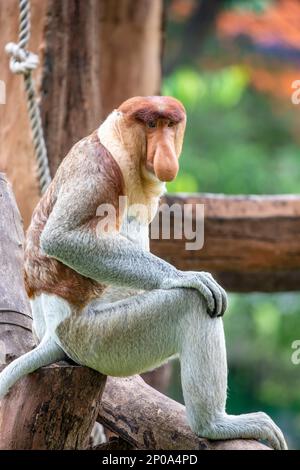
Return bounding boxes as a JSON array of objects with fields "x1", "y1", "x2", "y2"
[{"x1": 162, "y1": 271, "x2": 227, "y2": 317}]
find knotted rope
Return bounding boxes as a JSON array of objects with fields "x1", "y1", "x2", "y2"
[{"x1": 5, "y1": 0, "x2": 51, "y2": 194}]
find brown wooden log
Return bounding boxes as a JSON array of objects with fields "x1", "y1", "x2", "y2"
[
  {"x1": 0, "y1": 174, "x2": 106, "y2": 449},
  {"x1": 0, "y1": 364, "x2": 106, "y2": 450},
  {"x1": 151, "y1": 194, "x2": 300, "y2": 292},
  {"x1": 98, "y1": 376, "x2": 269, "y2": 450}
]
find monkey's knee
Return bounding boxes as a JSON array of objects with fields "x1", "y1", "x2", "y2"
[{"x1": 175, "y1": 287, "x2": 213, "y2": 324}]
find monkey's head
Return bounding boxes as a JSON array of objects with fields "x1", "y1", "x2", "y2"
[{"x1": 117, "y1": 96, "x2": 186, "y2": 182}]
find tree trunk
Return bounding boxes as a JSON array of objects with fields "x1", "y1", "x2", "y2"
[{"x1": 0, "y1": 174, "x2": 106, "y2": 449}]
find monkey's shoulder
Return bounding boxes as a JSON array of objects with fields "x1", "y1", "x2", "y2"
[{"x1": 59, "y1": 131, "x2": 125, "y2": 201}]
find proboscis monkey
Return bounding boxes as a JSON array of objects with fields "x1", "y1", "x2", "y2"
[{"x1": 0, "y1": 96, "x2": 287, "y2": 449}]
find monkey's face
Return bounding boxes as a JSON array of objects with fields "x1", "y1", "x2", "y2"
[{"x1": 118, "y1": 96, "x2": 186, "y2": 182}]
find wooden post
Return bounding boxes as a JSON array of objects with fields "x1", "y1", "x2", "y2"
[{"x1": 0, "y1": 174, "x2": 106, "y2": 449}]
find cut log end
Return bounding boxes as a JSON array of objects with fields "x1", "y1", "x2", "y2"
[{"x1": 0, "y1": 363, "x2": 106, "y2": 450}]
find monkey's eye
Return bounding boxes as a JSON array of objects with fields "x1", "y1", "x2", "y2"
[
  {"x1": 168, "y1": 121, "x2": 175, "y2": 127},
  {"x1": 147, "y1": 121, "x2": 156, "y2": 129}
]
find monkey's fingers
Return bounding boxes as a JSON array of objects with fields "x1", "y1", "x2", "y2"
[
  {"x1": 162, "y1": 274, "x2": 216, "y2": 313},
  {"x1": 195, "y1": 272, "x2": 227, "y2": 317},
  {"x1": 190, "y1": 280, "x2": 216, "y2": 315},
  {"x1": 251, "y1": 412, "x2": 288, "y2": 450},
  {"x1": 202, "y1": 273, "x2": 228, "y2": 317}
]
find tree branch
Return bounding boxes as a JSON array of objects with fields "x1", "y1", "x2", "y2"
[{"x1": 98, "y1": 375, "x2": 270, "y2": 450}]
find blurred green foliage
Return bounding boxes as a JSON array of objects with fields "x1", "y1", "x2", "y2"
[
  {"x1": 163, "y1": 66, "x2": 300, "y2": 195},
  {"x1": 163, "y1": 61, "x2": 300, "y2": 449},
  {"x1": 225, "y1": 293, "x2": 300, "y2": 449}
]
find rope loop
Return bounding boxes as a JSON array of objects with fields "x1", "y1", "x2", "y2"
[{"x1": 5, "y1": 42, "x2": 39, "y2": 75}]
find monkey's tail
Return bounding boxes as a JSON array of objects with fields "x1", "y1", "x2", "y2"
[{"x1": 0, "y1": 336, "x2": 66, "y2": 398}]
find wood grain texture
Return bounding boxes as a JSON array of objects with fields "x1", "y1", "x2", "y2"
[
  {"x1": 151, "y1": 194, "x2": 300, "y2": 292},
  {"x1": 98, "y1": 376, "x2": 270, "y2": 450}
]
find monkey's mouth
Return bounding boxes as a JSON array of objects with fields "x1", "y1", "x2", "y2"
[
  {"x1": 145, "y1": 160, "x2": 155, "y2": 175},
  {"x1": 142, "y1": 161, "x2": 160, "y2": 182}
]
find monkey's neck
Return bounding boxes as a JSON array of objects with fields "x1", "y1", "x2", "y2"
[{"x1": 97, "y1": 114, "x2": 165, "y2": 222}]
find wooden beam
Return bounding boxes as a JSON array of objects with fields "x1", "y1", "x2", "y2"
[
  {"x1": 151, "y1": 194, "x2": 300, "y2": 292},
  {"x1": 98, "y1": 375, "x2": 269, "y2": 450}
]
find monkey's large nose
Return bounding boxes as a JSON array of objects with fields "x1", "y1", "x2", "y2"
[{"x1": 153, "y1": 145, "x2": 179, "y2": 182}]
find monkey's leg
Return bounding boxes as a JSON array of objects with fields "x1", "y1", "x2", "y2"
[
  {"x1": 179, "y1": 291, "x2": 287, "y2": 450},
  {"x1": 30, "y1": 295, "x2": 47, "y2": 341},
  {"x1": 0, "y1": 336, "x2": 66, "y2": 398},
  {"x1": 43, "y1": 290, "x2": 287, "y2": 449}
]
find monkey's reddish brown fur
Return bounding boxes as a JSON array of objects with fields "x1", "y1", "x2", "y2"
[
  {"x1": 119, "y1": 96, "x2": 185, "y2": 125},
  {"x1": 24, "y1": 132, "x2": 124, "y2": 308}
]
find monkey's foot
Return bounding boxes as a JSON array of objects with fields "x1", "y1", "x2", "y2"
[{"x1": 194, "y1": 412, "x2": 287, "y2": 450}]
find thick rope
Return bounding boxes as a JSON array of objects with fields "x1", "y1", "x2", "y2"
[{"x1": 5, "y1": 0, "x2": 51, "y2": 194}]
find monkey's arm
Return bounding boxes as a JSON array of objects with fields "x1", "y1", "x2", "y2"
[{"x1": 40, "y1": 175, "x2": 226, "y2": 316}]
